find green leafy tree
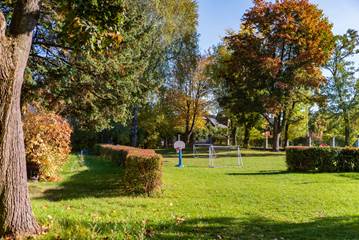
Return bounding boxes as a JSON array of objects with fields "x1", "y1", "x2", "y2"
[
  {"x1": 23, "y1": 6, "x2": 156, "y2": 132},
  {"x1": 283, "y1": 102, "x2": 309, "y2": 146},
  {"x1": 0, "y1": 0, "x2": 136, "y2": 236},
  {"x1": 224, "y1": 0, "x2": 334, "y2": 151},
  {"x1": 209, "y1": 40, "x2": 265, "y2": 148},
  {"x1": 126, "y1": 0, "x2": 199, "y2": 147},
  {"x1": 323, "y1": 29, "x2": 359, "y2": 146}
]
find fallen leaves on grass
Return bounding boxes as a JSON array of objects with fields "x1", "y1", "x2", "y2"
[
  {"x1": 175, "y1": 216, "x2": 185, "y2": 225},
  {"x1": 316, "y1": 211, "x2": 324, "y2": 217}
]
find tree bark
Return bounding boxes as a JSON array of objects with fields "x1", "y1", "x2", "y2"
[
  {"x1": 243, "y1": 124, "x2": 250, "y2": 148},
  {"x1": 0, "y1": 1, "x2": 42, "y2": 236},
  {"x1": 284, "y1": 122, "x2": 290, "y2": 148},
  {"x1": 272, "y1": 111, "x2": 286, "y2": 152},
  {"x1": 130, "y1": 104, "x2": 138, "y2": 147},
  {"x1": 344, "y1": 115, "x2": 350, "y2": 146},
  {"x1": 232, "y1": 125, "x2": 237, "y2": 146}
]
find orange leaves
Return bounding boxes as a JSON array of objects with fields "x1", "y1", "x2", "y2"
[
  {"x1": 261, "y1": 57, "x2": 282, "y2": 77},
  {"x1": 22, "y1": 103, "x2": 73, "y2": 181}
]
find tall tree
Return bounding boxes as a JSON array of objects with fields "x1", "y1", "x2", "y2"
[
  {"x1": 126, "y1": 0, "x2": 199, "y2": 147},
  {"x1": 224, "y1": 0, "x2": 334, "y2": 151},
  {"x1": 0, "y1": 1, "x2": 42, "y2": 236},
  {"x1": 0, "y1": 0, "x2": 129, "y2": 236},
  {"x1": 22, "y1": 3, "x2": 155, "y2": 132},
  {"x1": 167, "y1": 55, "x2": 214, "y2": 143},
  {"x1": 209, "y1": 39, "x2": 266, "y2": 148},
  {"x1": 323, "y1": 29, "x2": 359, "y2": 146}
]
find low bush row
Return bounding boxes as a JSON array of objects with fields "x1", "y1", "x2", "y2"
[
  {"x1": 286, "y1": 146, "x2": 359, "y2": 172},
  {"x1": 98, "y1": 144, "x2": 162, "y2": 196}
]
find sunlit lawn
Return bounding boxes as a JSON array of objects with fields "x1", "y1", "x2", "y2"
[{"x1": 28, "y1": 147, "x2": 359, "y2": 239}]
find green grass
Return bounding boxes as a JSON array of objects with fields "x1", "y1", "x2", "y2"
[{"x1": 27, "y1": 148, "x2": 359, "y2": 239}]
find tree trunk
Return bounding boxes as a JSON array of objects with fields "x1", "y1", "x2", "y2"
[
  {"x1": 344, "y1": 113, "x2": 350, "y2": 146},
  {"x1": 0, "y1": 1, "x2": 42, "y2": 236},
  {"x1": 231, "y1": 122, "x2": 237, "y2": 146},
  {"x1": 189, "y1": 133, "x2": 195, "y2": 144},
  {"x1": 232, "y1": 127, "x2": 237, "y2": 146},
  {"x1": 272, "y1": 112, "x2": 286, "y2": 152},
  {"x1": 164, "y1": 137, "x2": 168, "y2": 148},
  {"x1": 284, "y1": 122, "x2": 290, "y2": 148},
  {"x1": 130, "y1": 104, "x2": 138, "y2": 148},
  {"x1": 243, "y1": 124, "x2": 250, "y2": 148},
  {"x1": 272, "y1": 132, "x2": 281, "y2": 152}
]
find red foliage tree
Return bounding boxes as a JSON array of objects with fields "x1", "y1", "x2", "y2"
[{"x1": 225, "y1": 0, "x2": 334, "y2": 151}]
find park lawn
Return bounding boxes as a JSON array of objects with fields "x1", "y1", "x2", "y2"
[{"x1": 27, "y1": 148, "x2": 359, "y2": 240}]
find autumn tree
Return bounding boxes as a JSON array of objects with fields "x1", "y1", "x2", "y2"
[
  {"x1": 224, "y1": 0, "x2": 334, "y2": 151},
  {"x1": 166, "y1": 55, "x2": 214, "y2": 143},
  {"x1": 0, "y1": 0, "x2": 131, "y2": 236},
  {"x1": 23, "y1": 103, "x2": 72, "y2": 181},
  {"x1": 323, "y1": 29, "x2": 359, "y2": 146}
]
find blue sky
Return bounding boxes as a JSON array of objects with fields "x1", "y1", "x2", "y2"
[{"x1": 197, "y1": 0, "x2": 359, "y2": 75}]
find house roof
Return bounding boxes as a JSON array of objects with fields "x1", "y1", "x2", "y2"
[{"x1": 204, "y1": 116, "x2": 228, "y2": 128}]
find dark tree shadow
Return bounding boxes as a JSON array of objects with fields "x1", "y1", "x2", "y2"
[
  {"x1": 149, "y1": 215, "x2": 359, "y2": 239},
  {"x1": 42, "y1": 156, "x2": 129, "y2": 201},
  {"x1": 51, "y1": 214, "x2": 359, "y2": 239},
  {"x1": 225, "y1": 170, "x2": 292, "y2": 176}
]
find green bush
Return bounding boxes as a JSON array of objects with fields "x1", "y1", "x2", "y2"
[
  {"x1": 286, "y1": 146, "x2": 359, "y2": 172},
  {"x1": 98, "y1": 144, "x2": 162, "y2": 196},
  {"x1": 99, "y1": 145, "x2": 148, "y2": 167},
  {"x1": 123, "y1": 152, "x2": 163, "y2": 196}
]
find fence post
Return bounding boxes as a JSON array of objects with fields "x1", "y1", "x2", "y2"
[
  {"x1": 264, "y1": 136, "x2": 268, "y2": 150},
  {"x1": 307, "y1": 137, "x2": 311, "y2": 147},
  {"x1": 226, "y1": 136, "x2": 230, "y2": 146},
  {"x1": 330, "y1": 137, "x2": 335, "y2": 147}
]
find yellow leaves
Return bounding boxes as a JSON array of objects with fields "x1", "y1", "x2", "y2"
[{"x1": 22, "y1": 103, "x2": 72, "y2": 181}]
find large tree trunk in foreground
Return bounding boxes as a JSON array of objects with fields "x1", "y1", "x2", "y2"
[{"x1": 0, "y1": 1, "x2": 41, "y2": 236}]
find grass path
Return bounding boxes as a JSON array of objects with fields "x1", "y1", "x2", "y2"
[{"x1": 28, "y1": 148, "x2": 359, "y2": 239}]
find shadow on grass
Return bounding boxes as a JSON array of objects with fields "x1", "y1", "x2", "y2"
[
  {"x1": 52, "y1": 214, "x2": 359, "y2": 239},
  {"x1": 155, "y1": 148, "x2": 286, "y2": 159},
  {"x1": 225, "y1": 170, "x2": 292, "y2": 176},
  {"x1": 150, "y1": 215, "x2": 359, "y2": 239},
  {"x1": 42, "y1": 156, "x2": 127, "y2": 201},
  {"x1": 240, "y1": 152, "x2": 286, "y2": 157},
  {"x1": 335, "y1": 172, "x2": 359, "y2": 181}
]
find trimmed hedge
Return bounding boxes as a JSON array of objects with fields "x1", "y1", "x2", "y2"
[
  {"x1": 123, "y1": 152, "x2": 163, "y2": 196},
  {"x1": 99, "y1": 144, "x2": 162, "y2": 195},
  {"x1": 286, "y1": 146, "x2": 359, "y2": 172},
  {"x1": 99, "y1": 145, "x2": 155, "y2": 167}
]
